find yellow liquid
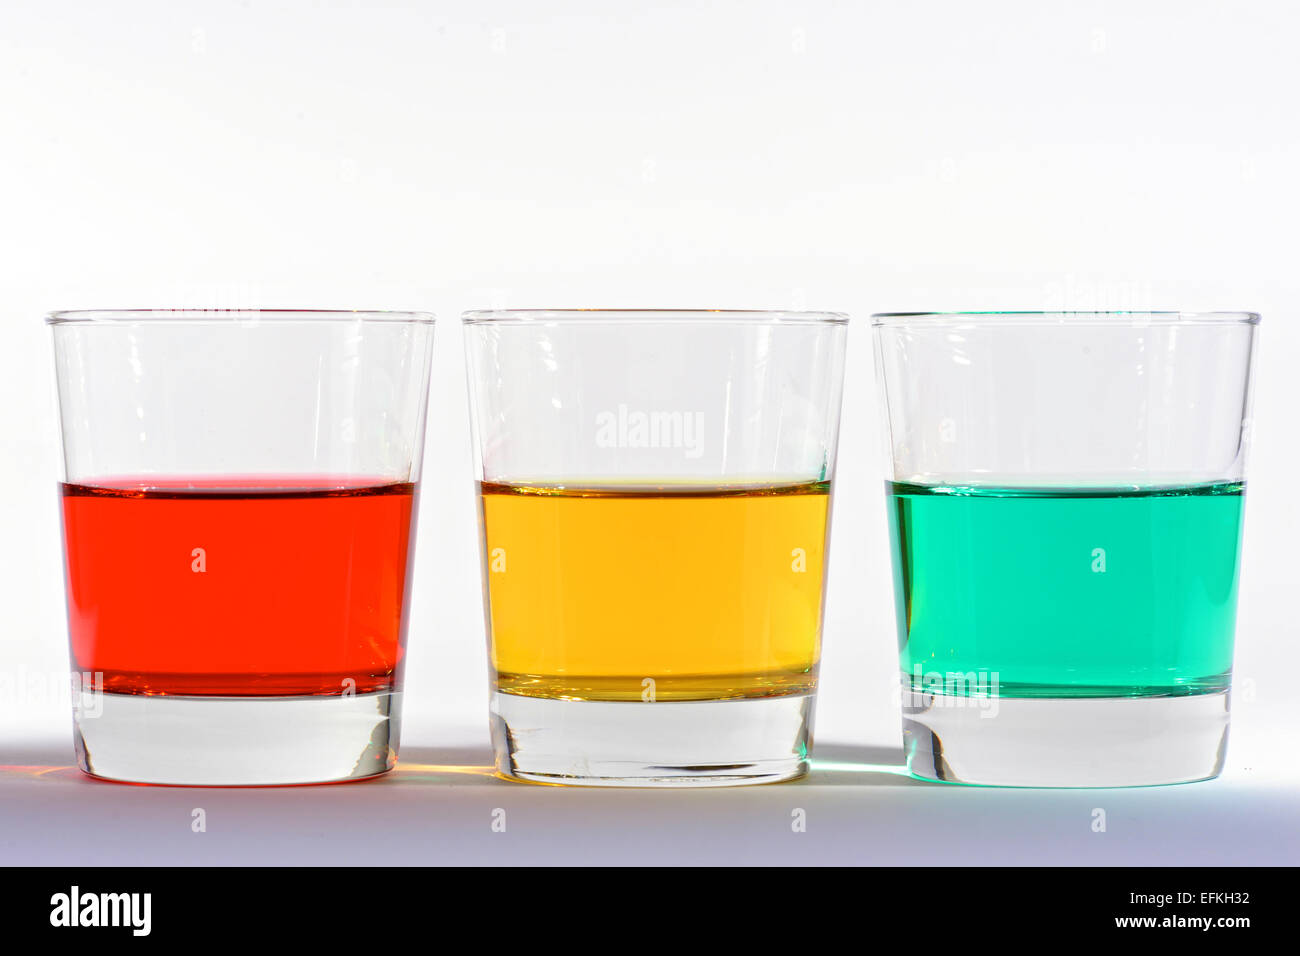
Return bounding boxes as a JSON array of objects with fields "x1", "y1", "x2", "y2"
[{"x1": 479, "y1": 480, "x2": 831, "y2": 702}]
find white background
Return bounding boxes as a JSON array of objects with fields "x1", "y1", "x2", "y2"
[{"x1": 1, "y1": 1, "x2": 1297, "y2": 863}]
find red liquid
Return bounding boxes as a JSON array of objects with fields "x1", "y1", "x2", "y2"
[{"x1": 60, "y1": 479, "x2": 417, "y2": 697}]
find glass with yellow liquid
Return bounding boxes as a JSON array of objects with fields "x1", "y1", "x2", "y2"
[{"x1": 465, "y1": 310, "x2": 848, "y2": 786}]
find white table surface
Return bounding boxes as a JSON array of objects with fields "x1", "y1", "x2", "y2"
[{"x1": 3, "y1": 726, "x2": 1295, "y2": 867}]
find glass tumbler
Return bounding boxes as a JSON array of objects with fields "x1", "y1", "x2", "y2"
[
  {"x1": 50, "y1": 310, "x2": 435, "y2": 785},
  {"x1": 465, "y1": 310, "x2": 848, "y2": 786},
  {"x1": 873, "y1": 311, "x2": 1259, "y2": 787}
]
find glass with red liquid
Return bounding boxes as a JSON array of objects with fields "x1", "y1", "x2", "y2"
[{"x1": 49, "y1": 310, "x2": 435, "y2": 785}]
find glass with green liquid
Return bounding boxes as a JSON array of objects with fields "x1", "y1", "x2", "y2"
[{"x1": 873, "y1": 312, "x2": 1259, "y2": 787}]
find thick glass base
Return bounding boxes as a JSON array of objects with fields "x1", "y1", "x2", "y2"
[
  {"x1": 490, "y1": 691, "x2": 813, "y2": 787},
  {"x1": 902, "y1": 687, "x2": 1230, "y2": 787},
  {"x1": 73, "y1": 690, "x2": 402, "y2": 785}
]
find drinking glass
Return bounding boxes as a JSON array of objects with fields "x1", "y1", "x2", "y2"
[
  {"x1": 464, "y1": 310, "x2": 848, "y2": 786},
  {"x1": 872, "y1": 311, "x2": 1259, "y2": 787},
  {"x1": 50, "y1": 310, "x2": 435, "y2": 785}
]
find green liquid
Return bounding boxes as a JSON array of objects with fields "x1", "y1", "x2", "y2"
[{"x1": 887, "y1": 481, "x2": 1245, "y2": 698}]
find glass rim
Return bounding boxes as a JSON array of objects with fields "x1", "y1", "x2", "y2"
[
  {"x1": 45, "y1": 309, "x2": 436, "y2": 325},
  {"x1": 870, "y1": 310, "x2": 1260, "y2": 327},
  {"x1": 462, "y1": 308, "x2": 849, "y2": 325}
]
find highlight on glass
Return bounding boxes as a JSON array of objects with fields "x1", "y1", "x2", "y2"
[
  {"x1": 50, "y1": 310, "x2": 435, "y2": 785},
  {"x1": 873, "y1": 311, "x2": 1259, "y2": 787},
  {"x1": 465, "y1": 309, "x2": 849, "y2": 786}
]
